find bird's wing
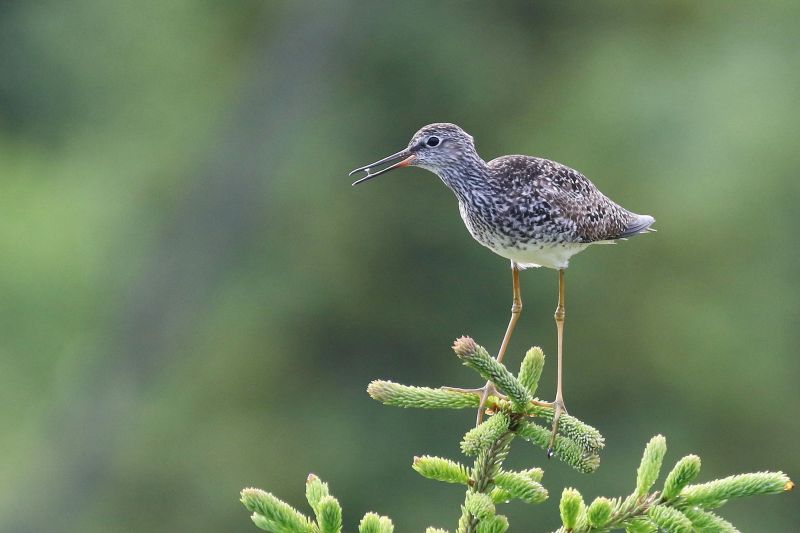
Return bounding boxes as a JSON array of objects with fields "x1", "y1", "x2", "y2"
[
  {"x1": 489, "y1": 155, "x2": 654, "y2": 243},
  {"x1": 541, "y1": 174, "x2": 646, "y2": 243}
]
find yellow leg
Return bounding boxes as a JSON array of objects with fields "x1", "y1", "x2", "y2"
[
  {"x1": 476, "y1": 263, "x2": 522, "y2": 425},
  {"x1": 547, "y1": 269, "x2": 567, "y2": 456}
]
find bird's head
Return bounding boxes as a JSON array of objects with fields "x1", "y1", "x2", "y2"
[{"x1": 349, "y1": 123, "x2": 478, "y2": 185}]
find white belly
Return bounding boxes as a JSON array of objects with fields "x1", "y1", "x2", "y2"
[
  {"x1": 456, "y1": 202, "x2": 590, "y2": 270},
  {"x1": 491, "y1": 242, "x2": 590, "y2": 270}
]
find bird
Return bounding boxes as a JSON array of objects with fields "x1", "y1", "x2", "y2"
[{"x1": 349, "y1": 123, "x2": 654, "y2": 455}]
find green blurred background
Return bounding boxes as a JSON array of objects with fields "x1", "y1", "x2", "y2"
[{"x1": 1, "y1": 1, "x2": 797, "y2": 531}]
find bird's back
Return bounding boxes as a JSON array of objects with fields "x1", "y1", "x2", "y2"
[{"x1": 486, "y1": 155, "x2": 654, "y2": 244}]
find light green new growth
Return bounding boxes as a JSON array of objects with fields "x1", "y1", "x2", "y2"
[
  {"x1": 240, "y1": 337, "x2": 793, "y2": 533},
  {"x1": 489, "y1": 468, "x2": 544, "y2": 504},
  {"x1": 464, "y1": 492, "x2": 496, "y2": 519},
  {"x1": 661, "y1": 455, "x2": 700, "y2": 501},
  {"x1": 647, "y1": 505, "x2": 692, "y2": 533},
  {"x1": 526, "y1": 407, "x2": 605, "y2": 455},
  {"x1": 358, "y1": 512, "x2": 394, "y2": 533},
  {"x1": 525, "y1": 467, "x2": 545, "y2": 482},
  {"x1": 494, "y1": 470, "x2": 548, "y2": 504},
  {"x1": 475, "y1": 514, "x2": 508, "y2": 533},
  {"x1": 241, "y1": 488, "x2": 315, "y2": 533},
  {"x1": 636, "y1": 435, "x2": 667, "y2": 497},
  {"x1": 517, "y1": 347, "x2": 545, "y2": 396},
  {"x1": 515, "y1": 420, "x2": 601, "y2": 473},
  {"x1": 316, "y1": 495, "x2": 343, "y2": 533},
  {"x1": 559, "y1": 488, "x2": 585, "y2": 530},
  {"x1": 367, "y1": 381, "x2": 479, "y2": 410},
  {"x1": 305, "y1": 474, "x2": 329, "y2": 514},
  {"x1": 679, "y1": 471, "x2": 793, "y2": 507},
  {"x1": 622, "y1": 517, "x2": 656, "y2": 533},
  {"x1": 586, "y1": 497, "x2": 612, "y2": 528},
  {"x1": 369, "y1": 338, "x2": 605, "y2": 476},
  {"x1": 413, "y1": 456, "x2": 471, "y2": 485},
  {"x1": 452, "y1": 336, "x2": 531, "y2": 410},
  {"x1": 552, "y1": 435, "x2": 793, "y2": 533},
  {"x1": 459, "y1": 430, "x2": 515, "y2": 533},
  {"x1": 681, "y1": 507, "x2": 737, "y2": 532},
  {"x1": 461, "y1": 412, "x2": 510, "y2": 456}
]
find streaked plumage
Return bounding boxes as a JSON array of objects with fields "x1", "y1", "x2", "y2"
[
  {"x1": 352, "y1": 123, "x2": 654, "y2": 269},
  {"x1": 456, "y1": 153, "x2": 654, "y2": 269}
]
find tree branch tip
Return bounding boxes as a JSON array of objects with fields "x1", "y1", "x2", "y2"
[
  {"x1": 240, "y1": 487, "x2": 268, "y2": 511},
  {"x1": 452, "y1": 336, "x2": 477, "y2": 357},
  {"x1": 240, "y1": 487, "x2": 264, "y2": 499}
]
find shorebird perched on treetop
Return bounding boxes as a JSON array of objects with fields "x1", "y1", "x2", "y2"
[{"x1": 349, "y1": 123, "x2": 654, "y2": 456}]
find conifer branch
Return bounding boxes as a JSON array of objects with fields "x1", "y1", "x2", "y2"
[
  {"x1": 660, "y1": 455, "x2": 701, "y2": 501},
  {"x1": 551, "y1": 435, "x2": 793, "y2": 532},
  {"x1": 636, "y1": 436, "x2": 667, "y2": 497},
  {"x1": 240, "y1": 338, "x2": 793, "y2": 533},
  {"x1": 523, "y1": 406, "x2": 605, "y2": 454},
  {"x1": 461, "y1": 412, "x2": 510, "y2": 456},
  {"x1": 367, "y1": 381, "x2": 480, "y2": 410},
  {"x1": 316, "y1": 495, "x2": 343, "y2": 533},
  {"x1": 493, "y1": 470, "x2": 548, "y2": 504},
  {"x1": 517, "y1": 347, "x2": 545, "y2": 396},
  {"x1": 241, "y1": 487, "x2": 315, "y2": 533},
  {"x1": 677, "y1": 472, "x2": 793, "y2": 507},
  {"x1": 452, "y1": 336, "x2": 531, "y2": 410},
  {"x1": 515, "y1": 420, "x2": 601, "y2": 473},
  {"x1": 305, "y1": 474, "x2": 330, "y2": 514},
  {"x1": 358, "y1": 512, "x2": 394, "y2": 533},
  {"x1": 371, "y1": 337, "x2": 605, "y2": 470},
  {"x1": 585, "y1": 497, "x2": 613, "y2": 528},
  {"x1": 559, "y1": 488, "x2": 585, "y2": 531},
  {"x1": 680, "y1": 507, "x2": 737, "y2": 531},
  {"x1": 458, "y1": 425, "x2": 516, "y2": 533},
  {"x1": 413, "y1": 456, "x2": 472, "y2": 485}
]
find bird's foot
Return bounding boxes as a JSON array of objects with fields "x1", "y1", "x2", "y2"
[
  {"x1": 475, "y1": 381, "x2": 500, "y2": 426},
  {"x1": 442, "y1": 384, "x2": 507, "y2": 400},
  {"x1": 443, "y1": 382, "x2": 506, "y2": 426},
  {"x1": 442, "y1": 386, "x2": 485, "y2": 394},
  {"x1": 546, "y1": 397, "x2": 567, "y2": 458}
]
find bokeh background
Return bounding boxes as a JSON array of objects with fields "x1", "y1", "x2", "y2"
[{"x1": 1, "y1": 1, "x2": 798, "y2": 531}]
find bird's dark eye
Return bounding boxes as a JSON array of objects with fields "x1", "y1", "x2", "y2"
[{"x1": 426, "y1": 136, "x2": 440, "y2": 147}]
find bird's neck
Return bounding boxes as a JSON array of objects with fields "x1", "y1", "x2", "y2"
[{"x1": 435, "y1": 156, "x2": 491, "y2": 204}]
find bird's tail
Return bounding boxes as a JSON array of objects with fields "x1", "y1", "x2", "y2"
[{"x1": 619, "y1": 214, "x2": 656, "y2": 238}]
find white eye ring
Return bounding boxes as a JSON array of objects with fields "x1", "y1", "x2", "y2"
[{"x1": 426, "y1": 136, "x2": 441, "y2": 147}]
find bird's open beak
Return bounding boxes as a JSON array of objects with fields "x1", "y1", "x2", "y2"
[{"x1": 349, "y1": 149, "x2": 416, "y2": 186}]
